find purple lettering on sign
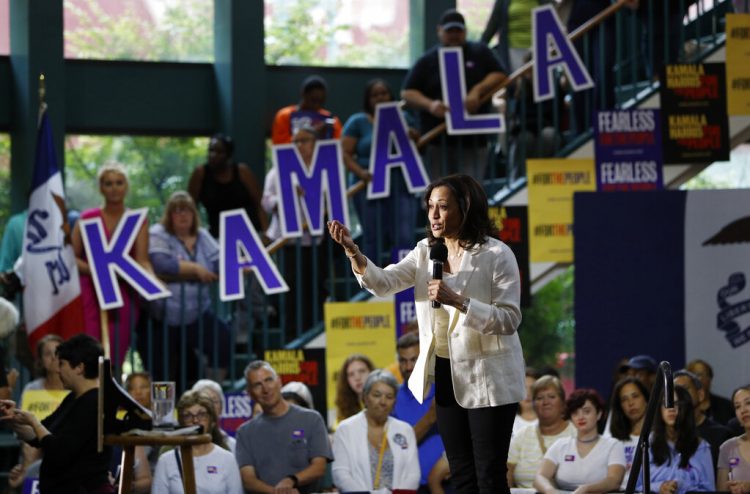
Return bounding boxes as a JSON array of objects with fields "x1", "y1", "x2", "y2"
[
  {"x1": 368, "y1": 102, "x2": 429, "y2": 200},
  {"x1": 532, "y1": 5, "x2": 593, "y2": 102},
  {"x1": 439, "y1": 47, "x2": 505, "y2": 135},
  {"x1": 220, "y1": 209, "x2": 288, "y2": 301},
  {"x1": 79, "y1": 208, "x2": 170, "y2": 310},
  {"x1": 272, "y1": 140, "x2": 349, "y2": 237}
]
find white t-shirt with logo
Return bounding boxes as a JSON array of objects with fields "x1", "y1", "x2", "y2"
[{"x1": 544, "y1": 436, "x2": 626, "y2": 491}]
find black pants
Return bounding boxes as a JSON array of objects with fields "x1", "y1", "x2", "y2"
[{"x1": 434, "y1": 357, "x2": 517, "y2": 494}]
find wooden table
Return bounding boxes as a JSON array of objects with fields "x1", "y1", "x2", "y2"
[{"x1": 104, "y1": 433, "x2": 211, "y2": 494}]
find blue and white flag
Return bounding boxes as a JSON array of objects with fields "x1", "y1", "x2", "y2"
[{"x1": 19, "y1": 110, "x2": 84, "y2": 350}]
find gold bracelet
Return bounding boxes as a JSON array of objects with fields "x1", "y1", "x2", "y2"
[{"x1": 346, "y1": 246, "x2": 360, "y2": 258}]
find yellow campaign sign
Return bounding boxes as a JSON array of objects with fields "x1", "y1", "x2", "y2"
[
  {"x1": 726, "y1": 14, "x2": 750, "y2": 115},
  {"x1": 21, "y1": 389, "x2": 70, "y2": 421},
  {"x1": 324, "y1": 301, "x2": 396, "y2": 428},
  {"x1": 527, "y1": 158, "x2": 596, "y2": 263}
]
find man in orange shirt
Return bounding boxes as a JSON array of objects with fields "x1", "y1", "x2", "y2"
[{"x1": 271, "y1": 75, "x2": 342, "y2": 144}]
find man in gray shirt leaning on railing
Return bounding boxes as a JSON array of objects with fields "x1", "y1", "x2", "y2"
[{"x1": 235, "y1": 360, "x2": 332, "y2": 494}]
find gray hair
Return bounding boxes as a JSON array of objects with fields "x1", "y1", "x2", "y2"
[
  {"x1": 192, "y1": 379, "x2": 225, "y2": 412},
  {"x1": 244, "y1": 360, "x2": 278, "y2": 380},
  {"x1": 674, "y1": 369, "x2": 703, "y2": 390},
  {"x1": 363, "y1": 369, "x2": 399, "y2": 397}
]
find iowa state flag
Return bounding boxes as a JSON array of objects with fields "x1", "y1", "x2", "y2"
[
  {"x1": 574, "y1": 190, "x2": 750, "y2": 400},
  {"x1": 19, "y1": 111, "x2": 84, "y2": 351}
]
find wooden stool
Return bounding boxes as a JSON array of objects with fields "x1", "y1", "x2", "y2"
[{"x1": 104, "y1": 433, "x2": 211, "y2": 494}]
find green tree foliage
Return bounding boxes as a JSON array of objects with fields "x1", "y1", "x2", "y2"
[
  {"x1": 0, "y1": 135, "x2": 10, "y2": 240},
  {"x1": 64, "y1": 0, "x2": 213, "y2": 62},
  {"x1": 264, "y1": 0, "x2": 408, "y2": 68},
  {"x1": 65, "y1": 135, "x2": 208, "y2": 223},
  {"x1": 517, "y1": 266, "x2": 575, "y2": 370}
]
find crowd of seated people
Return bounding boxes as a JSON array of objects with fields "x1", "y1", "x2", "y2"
[{"x1": 1, "y1": 311, "x2": 749, "y2": 494}]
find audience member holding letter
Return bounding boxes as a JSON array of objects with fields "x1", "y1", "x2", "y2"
[{"x1": 328, "y1": 174, "x2": 524, "y2": 493}]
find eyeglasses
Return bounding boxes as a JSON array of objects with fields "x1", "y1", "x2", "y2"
[
  {"x1": 181, "y1": 411, "x2": 208, "y2": 422},
  {"x1": 171, "y1": 206, "x2": 193, "y2": 215}
]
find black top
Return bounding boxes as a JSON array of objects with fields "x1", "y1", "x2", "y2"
[
  {"x1": 707, "y1": 392, "x2": 735, "y2": 426},
  {"x1": 402, "y1": 41, "x2": 503, "y2": 146},
  {"x1": 197, "y1": 163, "x2": 262, "y2": 238},
  {"x1": 31, "y1": 388, "x2": 112, "y2": 493},
  {"x1": 697, "y1": 416, "x2": 731, "y2": 469}
]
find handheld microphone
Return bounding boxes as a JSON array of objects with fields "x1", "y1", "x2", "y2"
[{"x1": 429, "y1": 241, "x2": 448, "y2": 309}]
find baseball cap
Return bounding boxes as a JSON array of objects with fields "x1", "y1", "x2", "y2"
[
  {"x1": 623, "y1": 355, "x2": 658, "y2": 373},
  {"x1": 439, "y1": 9, "x2": 466, "y2": 31}
]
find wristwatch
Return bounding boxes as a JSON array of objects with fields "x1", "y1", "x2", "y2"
[
  {"x1": 286, "y1": 474, "x2": 299, "y2": 488},
  {"x1": 460, "y1": 297, "x2": 470, "y2": 314}
]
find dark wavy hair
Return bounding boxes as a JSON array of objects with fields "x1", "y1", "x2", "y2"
[
  {"x1": 651, "y1": 385, "x2": 700, "y2": 468},
  {"x1": 424, "y1": 174, "x2": 497, "y2": 249},
  {"x1": 56, "y1": 334, "x2": 103, "y2": 379},
  {"x1": 565, "y1": 388, "x2": 605, "y2": 420},
  {"x1": 335, "y1": 354, "x2": 375, "y2": 421},
  {"x1": 609, "y1": 377, "x2": 650, "y2": 440},
  {"x1": 363, "y1": 79, "x2": 395, "y2": 115}
]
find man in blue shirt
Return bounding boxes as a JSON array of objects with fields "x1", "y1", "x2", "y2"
[{"x1": 392, "y1": 331, "x2": 450, "y2": 492}]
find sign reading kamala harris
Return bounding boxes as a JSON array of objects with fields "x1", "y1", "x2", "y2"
[
  {"x1": 367, "y1": 102, "x2": 429, "y2": 199},
  {"x1": 439, "y1": 47, "x2": 505, "y2": 134},
  {"x1": 531, "y1": 5, "x2": 593, "y2": 102},
  {"x1": 660, "y1": 63, "x2": 730, "y2": 164},
  {"x1": 594, "y1": 109, "x2": 663, "y2": 191},
  {"x1": 79, "y1": 208, "x2": 171, "y2": 310}
]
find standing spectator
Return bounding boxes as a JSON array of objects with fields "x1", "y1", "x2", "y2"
[
  {"x1": 332, "y1": 370, "x2": 421, "y2": 493},
  {"x1": 145, "y1": 191, "x2": 230, "y2": 385},
  {"x1": 534, "y1": 389, "x2": 625, "y2": 494},
  {"x1": 481, "y1": 0, "x2": 556, "y2": 73},
  {"x1": 402, "y1": 9, "x2": 506, "y2": 181},
  {"x1": 508, "y1": 375, "x2": 576, "y2": 488},
  {"x1": 637, "y1": 385, "x2": 715, "y2": 494},
  {"x1": 188, "y1": 133, "x2": 267, "y2": 239},
  {"x1": 271, "y1": 75, "x2": 343, "y2": 145},
  {"x1": 674, "y1": 369, "x2": 731, "y2": 468},
  {"x1": 0, "y1": 209, "x2": 27, "y2": 273},
  {"x1": 342, "y1": 79, "x2": 420, "y2": 260},
  {"x1": 71, "y1": 162, "x2": 154, "y2": 364},
  {"x1": 334, "y1": 354, "x2": 375, "y2": 425},
  {"x1": 262, "y1": 125, "x2": 329, "y2": 339},
  {"x1": 391, "y1": 331, "x2": 449, "y2": 493},
  {"x1": 687, "y1": 358, "x2": 735, "y2": 425},
  {"x1": 606, "y1": 377, "x2": 650, "y2": 490},
  {"x1": 717, "y1": 384, "x2": 750, "y2": 494},
  {"x1": 152, "y1": 391, "x2": 241, "y2": 494},
  {"x1": 235, "y1": 361, "x2": 332, "y2": 493},
  {"x1": 1, "y1": 334, "x2": 113, "y2": 493}
]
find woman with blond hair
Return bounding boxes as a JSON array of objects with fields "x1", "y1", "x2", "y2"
[{"x1": 71, "y1": 162, "x2": 155, "y2": 363}]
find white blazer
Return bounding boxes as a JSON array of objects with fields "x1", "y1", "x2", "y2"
[
  {"x1": 356, "y1": 237, "x2": 525, "y2": 408},
  {"x1": 332, "y1": 411, "x2": 421, "y2": 493}
]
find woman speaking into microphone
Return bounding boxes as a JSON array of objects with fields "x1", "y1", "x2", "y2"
[{"x1": 328, "y1": 174, "x2": 524, "y2": 494}]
